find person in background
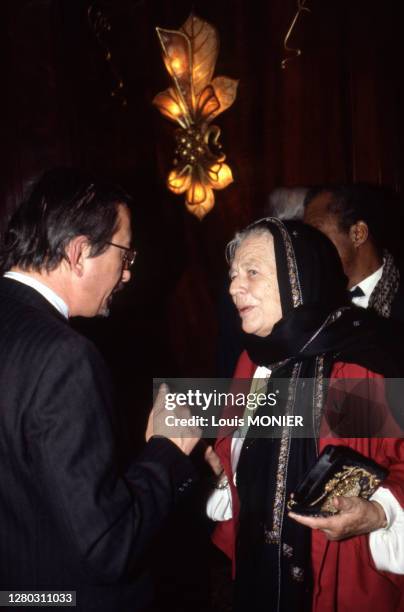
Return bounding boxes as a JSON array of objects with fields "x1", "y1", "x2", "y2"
[{"x1": 303, "y1": 183, "x2": 404, "y2": 320}]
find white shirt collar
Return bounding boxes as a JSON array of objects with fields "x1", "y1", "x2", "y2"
[
  {"x1": 4, "y1": 271, "x2": 69, "y2": 318},
  {"x1": 350, "y1": 264, "x2": 384, "y2": 308}
]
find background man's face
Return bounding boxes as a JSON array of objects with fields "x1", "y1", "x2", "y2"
[{"x1": 304, "y1": 192, "x2": 357, "y2": 283}]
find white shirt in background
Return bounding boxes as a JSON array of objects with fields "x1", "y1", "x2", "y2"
[{"x1": 350, "y1": 265, "x2": 383, "y2": 308}]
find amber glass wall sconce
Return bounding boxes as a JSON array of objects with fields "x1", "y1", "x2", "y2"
[{"x1": 153, "y1": 14, "x2": 238, "y2": 220}]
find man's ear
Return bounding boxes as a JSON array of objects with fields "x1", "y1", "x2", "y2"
[
  {"x1": 64, "y1": 236, "x2": 90, "y2": 277},
  {"x1": 349, "y1": 221, "x2": 368, "y2": 248}
]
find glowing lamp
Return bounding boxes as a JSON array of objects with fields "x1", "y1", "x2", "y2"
[{"x1": 153, "y1": 14, "x2": 238, "y2": 219}]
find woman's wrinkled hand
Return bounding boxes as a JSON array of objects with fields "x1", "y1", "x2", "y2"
[{"x1": 288, "y1": 496, "x2": 387, "y2": 540}]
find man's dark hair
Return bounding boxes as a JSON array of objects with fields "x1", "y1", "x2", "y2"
[
  {"x1": 304, "y1": 183, "x2": 402, "y2": 252},
  {"x1": 0, "y1": 167, "x2": 132, "y2": 273}
]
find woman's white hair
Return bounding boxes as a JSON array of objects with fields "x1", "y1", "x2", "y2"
[
  {"x1": 226, "y1": 223, "x2": 273, "y2": 265},
  {"x1": 226, "y1": 187, "x2": 307, "y2": 265}
]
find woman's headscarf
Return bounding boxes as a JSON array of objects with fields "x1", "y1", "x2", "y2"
[{"x1": 242, "y1": 218, "x2": 349, "y2": 365}]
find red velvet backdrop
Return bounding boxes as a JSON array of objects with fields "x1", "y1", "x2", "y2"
[{"x1": 1, "y1": 0, "x2": 403, "y2": 424}]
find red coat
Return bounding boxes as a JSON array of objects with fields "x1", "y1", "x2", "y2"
[{"x1": 212, "y1": 351, "x2": 404, "y2": 611}]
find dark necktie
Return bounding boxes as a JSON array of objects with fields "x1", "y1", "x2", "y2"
[{"x1": 350, "y1": 286, "x2": 365, "y2": 299}]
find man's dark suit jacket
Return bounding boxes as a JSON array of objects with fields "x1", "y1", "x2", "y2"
[
  {"x1": 0, "y1": 277, "x2": 195, "y2": 611},
  {"x1": 390, "y1": 283, "x2": 404, "y2": 321}
]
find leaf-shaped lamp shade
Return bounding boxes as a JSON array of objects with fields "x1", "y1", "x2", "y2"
[
  {"x1": 154, "y1": 14, "x2": 237, "y2": 219},
  {"x1": 153, "y1": 88, "x2": 189, "y2": 128},
  {"x1": 167, "y1": 168, "x2": 192, "y2": 194},
  {"x1": 208, "y1": 162, "x2": 234, "y2": 189},
  {"x1": 157, "y1": 29, "x2": 190, "y2": 80},
  {"x1": 180, "y1": 14, "x2": 219, "y2": 98},
  {"x1": 186, "y1": 185, "x2": 215, "y2": 220}
]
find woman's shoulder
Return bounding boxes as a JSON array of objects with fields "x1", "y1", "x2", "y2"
[
  {"x1": 233, "y1": 350, "x2": 256, "y2": 378},
  {"x1": 330, "y1": 361, "x2": 384, "y2": 379}
]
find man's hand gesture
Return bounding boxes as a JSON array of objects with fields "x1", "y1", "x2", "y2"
[{"x1": 146, "y1": 384, "x2": 201, "y2": 455}]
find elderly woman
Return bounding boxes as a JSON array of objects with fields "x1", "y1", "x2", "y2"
[{"x1": 207, "y1": 218, "x2": 404, "y2": 612}]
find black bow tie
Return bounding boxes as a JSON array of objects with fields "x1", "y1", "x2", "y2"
[{"x1": 349, "y1": 286, "x2": 365, "y2": 298}]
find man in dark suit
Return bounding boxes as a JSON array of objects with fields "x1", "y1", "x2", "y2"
[
  {"x1": 0, "y1": 168, "x2": 200, "y2": 611},
  {"x1": 303, "y1": 183, "x2": 404, "y2": 430},
  {"x1": 303, "y1": 183, "x2": 404, "y2": 321}
]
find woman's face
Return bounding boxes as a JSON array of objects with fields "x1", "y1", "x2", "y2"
[{"x1": 229, "y1": 232, "x2": 282, "y2": 337}]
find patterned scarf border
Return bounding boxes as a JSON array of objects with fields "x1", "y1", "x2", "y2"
[
  {"x1": 264, "y1": 361, "x2": 302, "y2": 545},
  {"x1": 263, "y1": 217, "x2": 304, "y2": 308},
  {"x1": 368, "y1": 250, "x2": 399, "y2": 318}
]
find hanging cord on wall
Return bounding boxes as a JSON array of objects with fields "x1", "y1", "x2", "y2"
[
  {"x1": 87, "y1": 1, "x2": 127, "y2": 106},
  {"x1": 281, "y1": 0, "x2": 311, "y2": 69}
]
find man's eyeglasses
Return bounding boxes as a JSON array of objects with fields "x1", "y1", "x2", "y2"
[{"x1": 106, "y1": 241, "x2": 137, "y2": 270}]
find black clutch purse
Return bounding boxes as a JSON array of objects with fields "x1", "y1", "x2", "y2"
[{"x1": 287, "y1": 445, "x2": 388, "y2": 517}]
